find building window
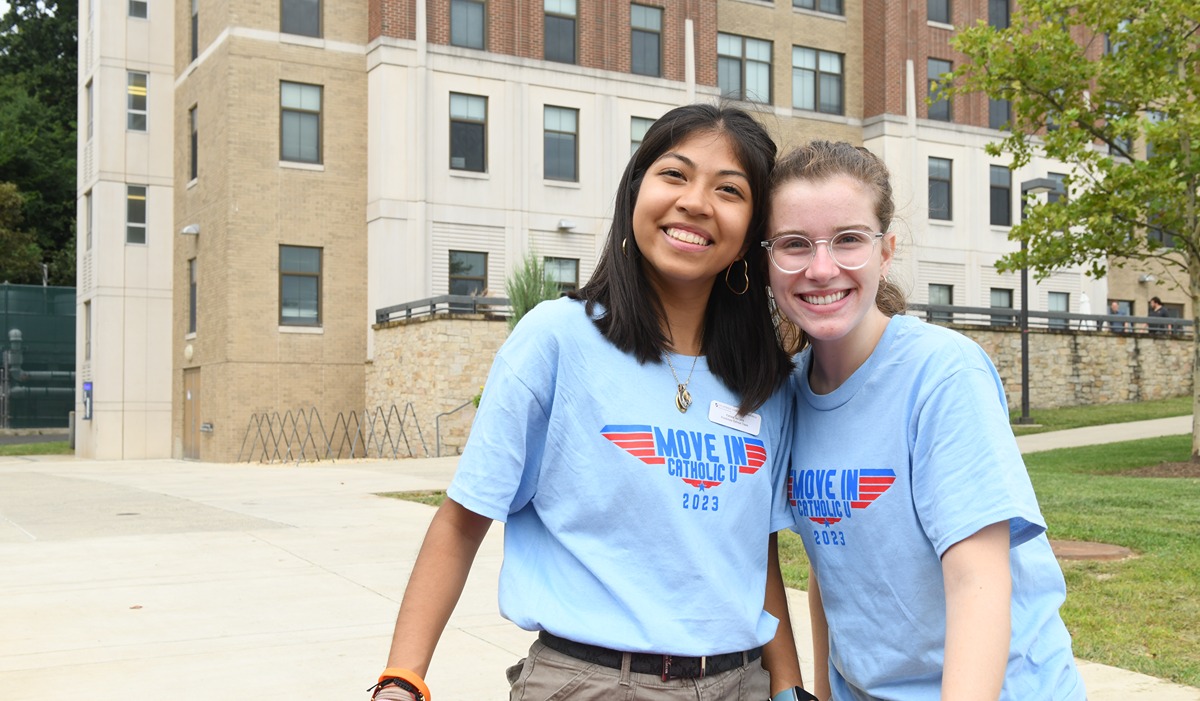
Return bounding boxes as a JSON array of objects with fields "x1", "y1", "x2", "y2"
[
  {"x1": 929, "y1": 283, "x2": 953, "y2": 323},
  {"x1": 127, "y1": 72, "x2": 148, "y2": 131},
  {"x1": 989, "y1": 98, "x2": 1010, "y2": 130},
  {"x1": 545, "y1": 257, "x2": 579, "y2": 294},
  {"x1": 85, "y1": 191, "x2": 93, "y2": 250},
  {"x1": 129, "y1": 1, "x2": 147, "y2": 19},
  {"x1": 449, "y1": 250, "x2": 487, "y2": 296},
  {"x1": 449, "y1": 93, "x2": 486, "y2": 172},
  {"x1": 126, "y1": 185, "x2": 147, "y2": 245},
  {"x1": 990, "y1": 287, "x2": 1014, "y2": 327},
  {"x1": 86, "y1": 80, "x2": 94, "y2": 140},
  {"x1": 989, "y1": 165, "x2": 1011, "y2": 226},
  {"x1": 718, "y1": 33, "x2": 772, "y2": 103},
  {"x1": 1145, "y1": 110, "x2": 1166, "y2": 160},
  {"x1": 927, "y1": 58, "x2": 952, "y2": 121},
  {"x1": 988, "y1": 0, "x2": 1009, "y2": 28},
  {"x1": 631, "y1": 4, "x2": 663, "y2": 77},
  {"x1": 189, "y1": 105, "x2": 198, "y2": 181},
  {"x1": 1048, "y1": 291, "x2": 1069, "y2": 329},
  {"x1": 188, "y1": 258, "x2": 198, "y2": 334},
  {"x1": 84, "y1": 301, "x2": 91, "y2": 361},
  {"x1": 544, "y1": 0, "x2": 577, "y2": 64},
  {"x1": 631, "y1": 116, "x2": 654, "y2": 156},
  {"x1": 451, "y1": 0, "x2": 485, "y2": 49},
  {"x1": 280, "y1": 81, "x2": 322, "y2": 164},
  {"x1": 793, "y1": 0, "x2": 843, "y2": 15},
  {"x1": 928, "y1": 157, "x2": 952, "y2": 221},
  {"x1": 928, "y1": 0, "x2": 950, "y2": 24},
  {"x1": 191, "y1": 0, "x2": 199, "y2": 61},
  {"x1": 544, "y1": 105, "x2": 578, "y2": 182},
  {"x1": 1105, "y1": 19, "x2": 1130, "y2": 55},
  {"x1": 281, "y1": 0, "x2": 320, "y2": 37},
  {"x1": 793, "y1": 46, "x2": 843, "y2": 115},
  {"x1": 279, "y1": 245, "x2": 322, "y2": 326},
  {"x1": 1148, "y1": 207, "x2": 1175, "y2": 248}
]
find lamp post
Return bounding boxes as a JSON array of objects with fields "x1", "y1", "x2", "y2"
[{"x1": 1016, "y1": 178, "x2": 1062, "y2": 425}]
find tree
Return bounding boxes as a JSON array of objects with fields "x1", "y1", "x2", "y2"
[
  {"x1": 946, "y1": 0, "x2": 1200, "y2": 458},
  {"x1": 0, "y1": 181, "x2": 44, "y2": 283},
  {"x1": 504, "y1": 250, "x2": 561, "y2": 330},
  {"x1": 0, "y1": 0, "x2": 78, "y2": 285}
]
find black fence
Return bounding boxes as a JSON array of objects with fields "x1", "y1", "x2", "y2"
[
  {"x1": 376, "y1": 294, "x2": 514, "y2": 324},
  {"x1": 906, "y1": 303, "x2": 1191, "y2": 337}
]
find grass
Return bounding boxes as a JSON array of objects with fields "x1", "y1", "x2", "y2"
[
  {"x1": 380, "y1": 399, "x2": 1200, "y2": 688},
  {"x1": 0, "y1": 440, "x2": 71, "y2": 456},
  {"x1": 1010, "y1": 394, "x2": 1190, "y2": 435},
  {"x1": 1023, "y1": 435, "x2": 1200, "y2": 687}
]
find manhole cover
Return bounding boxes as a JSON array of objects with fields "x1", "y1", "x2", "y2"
[{"x1": 1049, "y1": 539, "x2": 1134, "y2": 561}]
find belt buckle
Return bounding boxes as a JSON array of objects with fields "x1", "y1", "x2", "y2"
[{"x1": 661, "y1": 654, "x2": 705, "y2": 681}]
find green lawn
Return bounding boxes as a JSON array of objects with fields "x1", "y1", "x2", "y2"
[
  {"x1": 0, "y1": 440, "x2": 71, "y2": 456},
  {"x1": 1011, "y1": 395, "x2": 1190, "y2": 435}
]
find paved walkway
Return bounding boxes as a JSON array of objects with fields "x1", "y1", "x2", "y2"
[{"x1": 0, "y1": 416, "x2": 1196, "y2": 700}]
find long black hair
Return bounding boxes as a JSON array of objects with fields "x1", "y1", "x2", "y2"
[{"x1": 570, "y1": 103, "x2": 792, "y2": 414}]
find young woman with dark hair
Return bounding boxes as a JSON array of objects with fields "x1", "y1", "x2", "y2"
[{"x1": 370, "y1": 103, "x2": 811, "y2": 701}]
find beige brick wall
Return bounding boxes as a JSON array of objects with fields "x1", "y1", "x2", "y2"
[
  {"x1": 718, "y1": 0, "x2": 863, "y2": 149},
  {"x1": 174, "y1": 4, "x2": 369, "y2": 462}
]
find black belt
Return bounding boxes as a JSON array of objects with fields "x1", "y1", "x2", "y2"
[{"x1": 537, "y1": 631, "x2": 762, "y2": 681}]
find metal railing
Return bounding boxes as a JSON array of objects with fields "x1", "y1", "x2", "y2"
[
  {"x1": 237, "y1": 404, "x2": 429, "y2": 463},
  {"x1": 906, "y1": 303, "x2": 1192, "y2": 336},
  {"x1": 376, "y1": 294, "x2": 514, "y2": 324}
]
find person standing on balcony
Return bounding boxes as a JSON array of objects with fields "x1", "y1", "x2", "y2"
[
  {"x1": 763, "y1": 140, "x2": 1086, "y2": 701},
  {"x1": 370, "y1": 103, "x2": 813, "y2": 701},
  {"x1": 1148, "y1": 296, "x2": 1171, "y2": 334},
  {"x1": 1106, "y1": 300, "x2": 1128, "y2": 333}
]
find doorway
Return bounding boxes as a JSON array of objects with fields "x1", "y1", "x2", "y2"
[{"x1": 183, "y1": 368, "x2": 201, "y2": 460}]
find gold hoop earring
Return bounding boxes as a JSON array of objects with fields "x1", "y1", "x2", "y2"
[
  {"x1": 622, "y1": 238, "x2": 628, "y2": 257},
  {"x1": 725, "y1": 258, "x2": 750, "y2": 295}
]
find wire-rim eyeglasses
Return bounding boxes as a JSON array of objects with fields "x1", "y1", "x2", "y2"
[{"x1": 761, "y1": 230, "x2": 885, "y2": 273}]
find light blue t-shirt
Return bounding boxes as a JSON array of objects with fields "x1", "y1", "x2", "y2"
[
  {"x1": 449, "y1": 297, "x2": 796, "y2": 656},
  {"x1": 789, "y1": 314, "x2": 1086, "y2": 700}
]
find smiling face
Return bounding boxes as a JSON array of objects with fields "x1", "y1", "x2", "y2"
[
  {"x1": 768, "y1": 174, "x2": 894, "y2": 363},
  {"x1": 631, "y1": 130, "x2": 754, "y2": 301}
]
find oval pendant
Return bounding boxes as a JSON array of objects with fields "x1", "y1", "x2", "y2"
[{"x1": 676, "y1": 387, "x2": 692, "y2": 413}]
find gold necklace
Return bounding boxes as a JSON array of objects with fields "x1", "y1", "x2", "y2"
[{"x1": 664, "y1": 352, "x2": 700, "y2": 413}]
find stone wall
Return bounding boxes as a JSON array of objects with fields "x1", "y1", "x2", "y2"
[
  {"x1": 966, "y1": 325, "x2": 1192, "y2": 410},
  {"x1": 368, "y1": 317, "x2": 1194, "y2": 455},
  {"x1": 367, "y1": 314, "x2": 509, "y2": 456}
]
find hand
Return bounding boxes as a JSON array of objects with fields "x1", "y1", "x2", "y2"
[{"x1": 370, "y1": 687, "x2": 417, "y2": 701}]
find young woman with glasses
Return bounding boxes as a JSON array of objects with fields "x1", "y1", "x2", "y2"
[{"x1": 763, "y1": 141, "x2": 1085, "y2": 701}]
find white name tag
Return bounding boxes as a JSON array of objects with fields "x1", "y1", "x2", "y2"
[{"x1": 708, "y1": 400, "x2": 762, "y2": 436}]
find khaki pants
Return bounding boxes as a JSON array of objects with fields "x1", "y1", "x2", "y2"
[{"x1": 507, "y1": 639, "x2": 771, "y2": 701}]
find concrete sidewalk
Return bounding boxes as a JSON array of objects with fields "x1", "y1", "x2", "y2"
[
  {"x1": 1, "y1": 417, "x2": 1197, "y2": 700},
  {"x1": 1014, "y1": 415, "x2": 1193, "y2": 454}
]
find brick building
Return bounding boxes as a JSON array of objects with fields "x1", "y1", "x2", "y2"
[{"x1": 77, "y1": 0, "x2": 1109, "y2": 461}]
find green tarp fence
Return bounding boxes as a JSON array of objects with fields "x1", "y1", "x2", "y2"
[{"x1": 1, "y1": 283, "x2": 76, "y2": 428}]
